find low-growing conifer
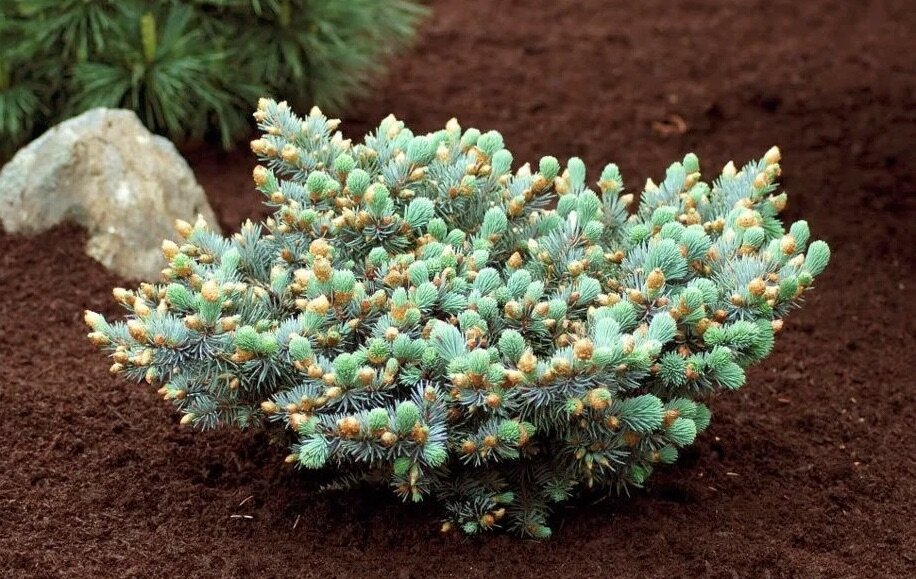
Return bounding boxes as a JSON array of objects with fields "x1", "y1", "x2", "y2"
[{"x1": 87, "y1": 99, "x2": 829, "y2": 537}]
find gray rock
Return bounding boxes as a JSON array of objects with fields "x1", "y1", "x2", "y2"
[{"x1": 0, "y1": 108, "x2": 220, "y2": 279}]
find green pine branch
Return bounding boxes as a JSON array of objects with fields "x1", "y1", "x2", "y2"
[{"x1": 0, "y1": 0, "x2": 427, "y2": 153}]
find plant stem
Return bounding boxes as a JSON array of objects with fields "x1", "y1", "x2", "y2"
[
  {"x1": 140, "y1": 12, "x2": 157, "y2": 64},
  {"x1": 279, "y1": 0, "x2": 291, "y2": 28},
  {"x1": 0, "y1": 58, "x2": 9, "y2": 92}
]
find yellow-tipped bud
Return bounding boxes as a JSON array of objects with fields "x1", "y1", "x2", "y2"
[
  {"x1": 312, "y1": 256, "x2": 332, "y2": 282},
  {"x1": 516, "y1": 350, "x2": 536, "y2": 374},
  {"x1": 552, "y1": 357, "x2": 572, "y2": 375},
  {"x1": 250, "y1": 138, "x2": 268, "y2": 155},
  {"x1": 358, "y1": 367, "x2": 375, "y2": 386},
  {"x1": 337, "y1": 416, "x2": 361, "y2": 437},
  {"x1": 309, "y1": 237, "x2": 330, "y2": 257},
  {"x1": 201, "y1": 280, "x2": 220, "y2": 302},
  {"x1": 127, "y1": 319, "x2": 147, "y2": 342},
  {"x1": 748, "y1": 278, "x2": 767, "y2": 296},
  {"x1": 253, "y1": 165, "x2": 270, "y2": 187},
  {"x1": 377, "y1": 431, "x2": 397, "y2": 447},
  {"x1": 573, "y1": 338, "x2": 594, "y2": 361},
  {"x1": 161, "y1": 239, "x2": 179, "y2": 260},
  {"x1": 771, "y1": 194, "x2": 787, "y2": 212},
  {"x1": 281, "y1": 144, "x2": 299, "y2": 163},
  {"x1": 174, "y1": 219, "x2": 193, "y2": 238},
  {"x1": 736, "y1": 209, "x2": 757, "y2": 229},
  {"x1": 780, "y1": 235, "x2": 797, "y2": 255},
  {"x1": 586, "y1": 388, "x2": 611, "y2": 411},
  {"x1": 306, "y1": 295, "x2": 330, "y2": 315},
  {"x1": 112, "y1": 287, "x2": 133, "y2": 304},
  {"x1": 193, "y1": 214, "x2": 208, "y2": 232},
  {"x1": 646, "y1": 268, "x2": 665, "y2": 291},
  {"x1": 507, "y1": 251, "x2": 524, "y2": 269},
  {"x1": 764, "y1": 146, "x2": 781, "y2": 165},
  {"x1": 130, "y1": 298, "x2": 150, "y2": 317},
  {"x1": 84, "y1": 310, "x2": 105, "y2": 330},
  {"x1": 505, "y1": 369, "x2": 525, "y2": 385}
]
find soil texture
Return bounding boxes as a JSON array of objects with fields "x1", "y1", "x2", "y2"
[{"x1": 1, "y1": 1, "x2": 914, "y2": 577}]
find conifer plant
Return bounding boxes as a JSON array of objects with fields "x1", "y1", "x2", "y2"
[
  {"x1": 0, "y1": 1, "x2": 425, "y2": 152},
  {"x1": 85, "y1": 99, "x2": 830, "y2": 538}
]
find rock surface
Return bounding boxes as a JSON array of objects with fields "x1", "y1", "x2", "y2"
[{"x1": 0, "y1": 108, "x2": 220, "y2": 279}]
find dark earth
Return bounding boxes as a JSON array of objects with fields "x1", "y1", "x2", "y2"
[{"x1": 2, "y1": 1, "x2": 914, "y2": 577}]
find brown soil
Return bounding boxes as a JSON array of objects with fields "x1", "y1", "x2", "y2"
[{"x1": 2, "y1": 1, "x2": 914, "y2": 577}]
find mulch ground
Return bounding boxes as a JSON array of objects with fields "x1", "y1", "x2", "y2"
[{"x1": 1, "y1": 1, "x2": 914, "y2": 577}]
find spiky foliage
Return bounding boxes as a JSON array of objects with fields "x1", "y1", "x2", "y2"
[
  {"x1": 86, "y1": 99, "x2": 830, "y2": 538},
  {"x1": 0, "y1": 0, "x2": 426, "y2": 154}
]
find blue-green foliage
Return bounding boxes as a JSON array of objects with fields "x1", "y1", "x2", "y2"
[{"x1": 86, "y1": 100, "x2": 829, "y2": 538}]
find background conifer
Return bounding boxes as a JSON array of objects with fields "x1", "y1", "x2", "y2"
[{"x1": 0, "y1": 0, "x2": 426, "y2": 153}]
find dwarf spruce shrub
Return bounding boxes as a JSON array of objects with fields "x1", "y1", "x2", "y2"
[{"x1": 86, "y1": 99, "x2": 830, "y2": 537}]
